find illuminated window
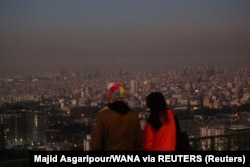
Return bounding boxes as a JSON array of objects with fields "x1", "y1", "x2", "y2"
[{"x1": 34, "y1": 114, "x2": 38, "y2": 127}]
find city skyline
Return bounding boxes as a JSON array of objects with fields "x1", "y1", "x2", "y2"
[{"x1": 1, "y1": 0, "x2": 250, "y2": 77}]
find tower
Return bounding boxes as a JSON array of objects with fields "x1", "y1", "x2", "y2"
[
  {"x1": 26, "y1": 107, "x2": 48, "y2": 146},
  {"x1": 80, "y1": 85, "x2": 84, "y2": 98},
  {"x1": 3, "y1": 108, "x2": 26, "y2": 147},
  {"x1": 130, "y1": 79, "x2": 138, "y2": 94}
]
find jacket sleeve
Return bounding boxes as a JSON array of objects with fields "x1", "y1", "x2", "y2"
[
  {"x1": 90, "y1": 113, "x2": 104, "y2": 150},
  {"x1": 143, "y1": 123, "x2": 155, "y2": 151}
]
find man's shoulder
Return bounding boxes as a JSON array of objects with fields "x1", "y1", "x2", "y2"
[
  {"x1": 94, "y1": 107, "x2": 111, "y2": 122},
  {"x1": 127, "y1": 110, "x2": 140, "y2": 118},
  {"x1": 129, "y1": 109, "x2": 139, "y2": 114},
  {"x1": 98, "y1": 107, "x2": 110, "y2": 113}
]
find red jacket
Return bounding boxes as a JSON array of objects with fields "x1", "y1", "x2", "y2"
[{"x1": 143, "y1": 109, "x2": 176, "y2": 151}]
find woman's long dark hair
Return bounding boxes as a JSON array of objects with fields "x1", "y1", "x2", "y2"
[{"x1": 146, "y1": 92, "x2": 168, "y2": 131}]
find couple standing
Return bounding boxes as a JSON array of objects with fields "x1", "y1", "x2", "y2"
[{"x1": 91, "y1": 83, "x2": 189, "y2": 151}]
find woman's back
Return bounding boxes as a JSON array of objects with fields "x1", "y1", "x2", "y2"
[{"x1": 143, "y1": 109, "x2": 176, "y2": 151}]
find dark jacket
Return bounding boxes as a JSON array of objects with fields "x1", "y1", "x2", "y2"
[
  {"x1": 174, "y1": 115, "x2": 192, "y2": 151},
  {"x1": 91, "y1": 101, "x2": 142, "y2": 151}
]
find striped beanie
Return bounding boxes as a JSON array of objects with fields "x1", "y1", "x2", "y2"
[{"x1": 108, "y1": 83, "x2": 126, "y2": 101}]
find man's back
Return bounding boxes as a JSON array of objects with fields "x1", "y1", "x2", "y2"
[
  {"x1": 91, "y1": 83, "x2": 142, "y2": 151},
  {"x1": 91, "y1": 101, "x2": 142, "y2": 151}
]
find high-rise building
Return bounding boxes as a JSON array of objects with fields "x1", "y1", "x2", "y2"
[
  {"x1": 3, "y1": 109, "x2": 26, "y2": 147},
  {"x1": 200, "y1": 126, "x2": 225, "y2": 150},
  {"x1": 144, "y1": 81, "x2": 155, "y2": 95},
  {"x1": 185, "y1": 82, "x2": 191, "y2": 92},
  {"x1": 80, "y1": 85, "x2": 84, "y2": 98},
  {"x1": 130, "y1": 79, "x2": 138, "y2": 95},
  {"x1": 203, "y1": 96, "x2": 211, "y2": 107},
  {"x1": 83, "y1": 134, "x2": 91, "y2": 151},
  {"x1": 26, "y1": 109, "x2": 48, "y2": 146}
]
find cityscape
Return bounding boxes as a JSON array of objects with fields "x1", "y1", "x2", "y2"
[
  {"x1": 0, "y1": 65, "x2": 250, "y2": 154},
  {"x1": 1, "y1": 1, "x2": 250, "y2": 165}
]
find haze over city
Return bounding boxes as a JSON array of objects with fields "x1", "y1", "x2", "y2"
[
  {"x1": 1, "y1": 1, "x2": 250, "y2": 157},
  {"x1": 1, "y1": 0, "x2": 250, "y2": 77}
]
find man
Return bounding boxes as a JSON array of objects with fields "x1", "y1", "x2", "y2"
[{"x1": 91, "y1": 83, "x2": 142, "y2": 151}]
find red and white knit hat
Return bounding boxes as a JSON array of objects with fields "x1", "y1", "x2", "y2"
[{"x1": 108, "y1": 83, "x2": 126, "y2": 100}]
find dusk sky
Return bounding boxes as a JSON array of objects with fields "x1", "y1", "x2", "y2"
[{"x1": 1, "y1": 0, "x2": 250, "y2": 76}]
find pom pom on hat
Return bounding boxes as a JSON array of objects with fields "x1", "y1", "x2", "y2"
[{"x1": 108, "y1": 83, "x2": 126, "y2": 100}]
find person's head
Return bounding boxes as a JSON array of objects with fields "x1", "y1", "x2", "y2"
[
  {"x1": 146, "y1": 92, "x2": 168, "y2": 131},
  {"x1": 108, "y1": 83, "x2": 126, "y2": 103},
  {"x1": 146, "y1": 92, "x2": 167, "y2": 112}
]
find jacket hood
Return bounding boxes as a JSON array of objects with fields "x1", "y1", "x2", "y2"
[{"x1": 108, "y1": 101, "x2": 130, "y2": 115}]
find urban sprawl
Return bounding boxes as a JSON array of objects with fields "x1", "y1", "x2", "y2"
[{"x1": 0, "y1": 66, "x2": 250, "y2": 151}]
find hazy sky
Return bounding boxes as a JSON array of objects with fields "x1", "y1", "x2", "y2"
[{"x1": 1, "y1": 0, "x2": 250, "y2": 76}]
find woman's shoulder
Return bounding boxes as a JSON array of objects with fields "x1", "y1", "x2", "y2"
[{"x1": 166, "y1": 108, "x2": 174, "y2": 115}]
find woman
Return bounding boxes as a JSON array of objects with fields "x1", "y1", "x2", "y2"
[{"x1": 143, "y1": 92, "x2": 178, "y2": 151}]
